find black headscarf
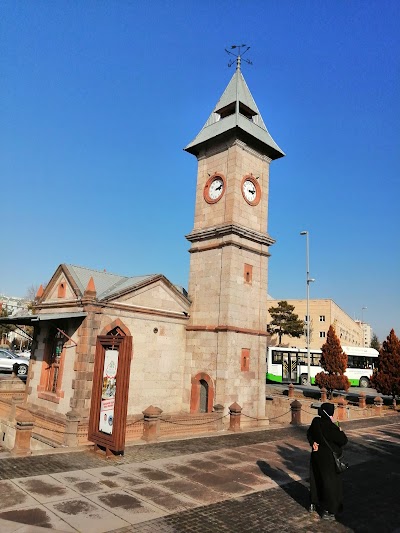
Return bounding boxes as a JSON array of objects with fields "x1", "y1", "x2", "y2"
[{"x1": 319, "y1": 402, "x2": 335, "y2": 419}]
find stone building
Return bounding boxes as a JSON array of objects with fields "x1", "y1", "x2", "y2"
[{"x1": 0, "y1": 56, "x2": 284, "y2": 448}]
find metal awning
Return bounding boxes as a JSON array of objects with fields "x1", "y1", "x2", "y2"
[{"x1": 0, "y1": 312, "x2": 87, "y2": 326}]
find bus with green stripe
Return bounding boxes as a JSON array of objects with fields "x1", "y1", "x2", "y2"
[{"x1": 266, "y1": 345, "x2": 379, "y2": 387}]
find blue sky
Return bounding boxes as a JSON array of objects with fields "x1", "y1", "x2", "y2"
[{"x1": 1, "y1": 0, "x2": 399, "y2": 342}]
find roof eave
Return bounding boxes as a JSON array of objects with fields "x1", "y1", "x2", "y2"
[{"x1": 184, "y1": 125, "x2": 285, "y2": 160}]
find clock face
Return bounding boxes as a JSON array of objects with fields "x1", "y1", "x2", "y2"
[
  {"x1": 241, "y1": 175, "x2": 261, "y2": 206},
  {"x1": 203, "y1": 173, "x2": 226, "y2": 204}
]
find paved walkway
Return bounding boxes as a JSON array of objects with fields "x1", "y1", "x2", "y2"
[{"x1": 0, "y1": 415, "x2": 400, "y2": 532}]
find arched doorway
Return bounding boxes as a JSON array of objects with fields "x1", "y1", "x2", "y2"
[
  {"x1": 199, "y1": 379, "x2": 209, "y2": 413},
  {"x1": 190, "y1": 372, "x2": 214, "y2": 413}
]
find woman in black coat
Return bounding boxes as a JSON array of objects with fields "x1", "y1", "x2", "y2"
[{"x1": 307, "y1": 402, "x2": 348, "y2": 521}]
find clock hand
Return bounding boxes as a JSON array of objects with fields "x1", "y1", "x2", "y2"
[
  {"x1": 249, "y1": 188, "x2": 256, "y2": 195},
  {"x1": 215, "y1": 184, "x2": 223, "y2": 191}
]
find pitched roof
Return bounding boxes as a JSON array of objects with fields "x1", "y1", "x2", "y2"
[
  {"x1": 65, "y1": 264, "x2": 157, "y2": 301},
  {"x1": 185, "y1": 64, "x2": 285, "y2": 160}
]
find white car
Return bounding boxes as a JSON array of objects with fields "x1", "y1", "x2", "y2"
[{"x1": 0, "y1": 349, "x2": 29, "y2": 377}]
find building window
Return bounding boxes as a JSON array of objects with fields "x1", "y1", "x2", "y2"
[
  {"x1": 241, "y1": 348, "x2": 250, "y2": 371},
  {"x1": 58, "y1": 282, "x2": 66, "y2": 298},
  {"x1": 304, "y1": 315, "x2": 309, "y2": 323},
  {"x1": 320, "y1": 331, "x2": 326, "y2": 338},
  {"x1": 244, "y1": 264, "x2": 253, "y2": 284},
  {"x1": 38, "y1": 327, "x2": 67, "y2": 402},
  {"x1": 319, "y1": 315, "x2": 325, "y2": 322},
  {"x1": 46, "y1": 329, "x2": 64, "y2": 393}
]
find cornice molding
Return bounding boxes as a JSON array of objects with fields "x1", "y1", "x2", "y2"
[
  {"x1": 188, "y1": 239, "x2": 271, "y2": 257},
  {"x1": 197, "y1": 138, "x2": 272, "y2": 163},
  {"x1": 186, "y1": 223, "x2": 275, "y2": 247},
  {"x1": 186, "y1": 324, "x2": 269, "y2": 337},
  {"x1": 106, "y1": 302, "x2": 189, "y2": 320}
]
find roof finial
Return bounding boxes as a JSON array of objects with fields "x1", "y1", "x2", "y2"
[{"x1": 225, "y1": 44, "x2": 253, "y2": 70}]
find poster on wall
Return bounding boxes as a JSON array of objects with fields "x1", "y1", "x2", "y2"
[{"x1": 98, "y1": 349, "x2": 118, "y2": 435}]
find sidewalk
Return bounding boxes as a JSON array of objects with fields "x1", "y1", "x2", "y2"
[{"x1": 0, "y1": 415, "x2": 400, "y2": 532}]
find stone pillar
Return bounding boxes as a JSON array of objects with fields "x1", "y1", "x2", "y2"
[
  {"x1": 359, "y1": 392, "x2": 366, "y2": 409},
  {"x1": 337, "y1": 398, "x2": 347, "y2": 421},
  {"x1": 320, "y1": 388, "x2": 327, "y2": 403},
  {"x1": 374, "y1": 396, "x2": 383, "y2": 416},
  {"x1": 63, "y1": 410, "x2": 81, "y2": 447},
  {"x1": 213, "y1": 404, "x2": 225, "y2": 431},
  {"x1": 288, "y1": 383, "x2": 294, "y2": 398},
  {"x1": 142, "y1": 405, "x2": 162, "y2": 442},
  {"x1": 11, "y1": 411, "x2": 34, "y2": 456},
  {"x1": 9, "y1": 395, "x2": 24, "y2": 423},
  {"x1": 229, "y1": 402, "x2": 242, "y2": 432},
  {"x1": 290, "y1": 399, "x2": 302, "y2": 425}
]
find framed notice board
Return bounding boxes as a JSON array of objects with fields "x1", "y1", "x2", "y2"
[{"x1": 88, "y1": 333, "x2": 132, "y2": 455}]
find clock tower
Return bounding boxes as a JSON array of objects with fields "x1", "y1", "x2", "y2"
[{"x1": 184, "y1": 56, "x2": 284, "y2": 420}]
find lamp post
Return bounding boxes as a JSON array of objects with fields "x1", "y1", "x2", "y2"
[
  {"x1": 300, "y1": 231, "x2": 315, "y2": 385},
  {"x1": 361, "y1": 306, "x2": 367, "y2": 323}
]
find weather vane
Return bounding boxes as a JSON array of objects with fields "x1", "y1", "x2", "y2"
[{"x1": 225, "y1": 44, "x2": 253, "y2": 69}]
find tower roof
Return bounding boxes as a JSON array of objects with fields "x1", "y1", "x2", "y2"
[{"x1": 185, "y1": 59, "x2": 285, "y2": 160}]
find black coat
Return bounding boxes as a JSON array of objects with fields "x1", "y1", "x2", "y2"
[{"x1": 307, "y1": 416, "x2": 348, "y2": 514}]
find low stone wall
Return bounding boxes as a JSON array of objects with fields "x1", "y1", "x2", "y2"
[
  {"x1": 0, "y1": 378, "x2": 26, "y2": 449},
  {"x1": 265, "y1": 384, "x2": 397, "y2": 426},
  {"x1": 1, "y1": 377, "x2": 397, "y2": 454}
]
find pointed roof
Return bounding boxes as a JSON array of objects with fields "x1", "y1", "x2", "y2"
[{"x1": 185, "y1": 60, "x2": 285, "y2": 160}]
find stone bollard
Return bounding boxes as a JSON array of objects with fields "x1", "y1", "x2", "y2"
[
  {"x1": 320, "y1": 387, "x2": 327, "y2": 403},
  {"x1": 288, "y1": 383, "x2": 294, "y2": 398},
  {"x1": 213, "y1": 404, "x2": 225, "y2": 431},
  {"x1": 393, "y1": 398, "x2": 397, "y2": 410},
  {"x1": 9, "y1": 394, "x2": 24, "y2": 423},
  {"x1": 228, "y1": 402, "x2": 242, "y2": 432},
  {"x1": 374, "y1": 396, "x2": 383, "y2": 416},
  {"x1": 64, "y1": 410, "x2": 81, "y2": 447},
  {"x1": 359, "y1": 392, "x2": 366, "y2": 409},
  {"x1": 142, "y1": 405, "x2": 162, "y2": 442},
  {"x1": 290, "y1": 399, "x2": 302, "y2": 425},
  {"x1": 337, "y1": 398, "x2": 347, "y2": 421},
  {"x1": 11, "y1": 411, "x2": 34, "y2": 456}
]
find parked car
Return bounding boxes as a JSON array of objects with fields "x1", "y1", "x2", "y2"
[
  {"x1": 0, "y1": 349, "x2": 29, "y2": 377},
  {"x1": 15, "y1": 350, "x2": 31, "y2": 359}
]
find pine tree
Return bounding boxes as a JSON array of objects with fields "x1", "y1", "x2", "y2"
[
  {"x1": 370, "y1": 329, "x2": 400, "y2": 400},
  {"x1": 370, "y1": 333, "x2": 380, "y2": 351},
  {"x1": 315, "y1": 325, "x2": 350, "y2": 397},
  {"x1": 267, "y1": 301, "x2": 305, "y2": 345}
]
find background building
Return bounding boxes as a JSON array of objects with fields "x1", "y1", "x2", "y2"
[
  {"x1": 355, "y1": 320, "x2": 372, "y2": 347},
  {"x1": 267, "y1": 297, "x2": 364, "y2": 349},
  {"x1": 0, "y1": 294, "x2": 29, "y2": 316}
]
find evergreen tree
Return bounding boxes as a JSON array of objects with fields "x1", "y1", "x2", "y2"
[
  {"x1": 370, "y1": 329, "x2": 400, "y2": 400},
  {"x1": 315, "y1": 325, "x2": 350, "y2": 397},
  {"x1": 267, "y1": 300, "x2": 305, "y2": 345},
  {"x1": 370, "y1": 333, "x2": 380, "y2": 351}
]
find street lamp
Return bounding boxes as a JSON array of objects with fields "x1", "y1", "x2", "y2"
[
  {"x1": 300, "y1": 231, "x2": 315, "y2": 385},
  {"x1": 361, "y1": 306, "x2": 367, "y2": 323}
]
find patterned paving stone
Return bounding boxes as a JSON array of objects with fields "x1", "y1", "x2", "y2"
[{"x1": 1, "y1": 415, "x2": 400, "y2": 532}]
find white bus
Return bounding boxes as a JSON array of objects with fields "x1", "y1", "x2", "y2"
[{"x1": 266, "y1": 345, "x2": 379, "y2": 388}]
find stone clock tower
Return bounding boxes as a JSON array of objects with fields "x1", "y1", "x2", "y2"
[{"x1": 184, "y1": 57, "x2": 284, "y2": 420}]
